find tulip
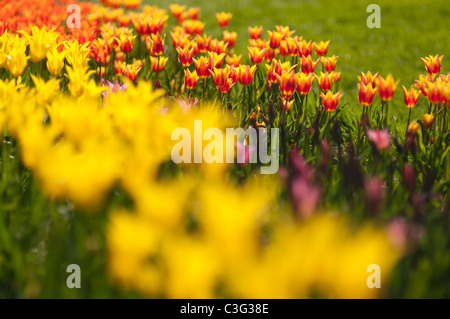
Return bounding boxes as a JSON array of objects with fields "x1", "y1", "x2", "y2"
[
  {"x1": 150, "y1": 56, "x2": 168, "y2": 73},
  {"x1": 6, "y1": 46, "x2": 29, "y2": 78},
  {"x1": 301, "y1": 55, "x2": 319, "y2": 74},
  {"x1": 358, "y1": 82, "x2": 377, "y2": 106},
  {"x1": 321, "y1": 91, "x2": 342, "y2": 112},
  {"x1": 267, "y1": 30, "x2": 283, "y2": 49},
  {"x1": 187, "y1": 7, "x2": 201, "y2": 20},
  {"x1": 276, "y1": 70, "x2": 296, "y2": 99},
  {"x1": 366, "y1": 129, "x2": 391, "y2": 151},
  {"x1": 193, "y1": 56, "x2": 210, "y2": 79},
  {"x1": 216, "y1": 12, "x2": 232, "y2": 28},
  {"x1": 210, "y1": 67, "x2": 230, "y2": 88},
  {"x1": 315, "y1": 72, "x2": 335, "y2": 92},
  {"x1": 402, "y1": 85, "x2": 422, "y2": 108},
  {"x1": 169, "y1": 4, "x2": 187, "y2": 22},
  {"x1": 295, "y1": 72, "x2": 315, "y2": 95},
  {"x1": 248, "y1": 26, "x2": 263, "y2": 40},
  {"x1": 185, "y1": 69, "x2": 199, "y2": 89},
  {"x1": 149, "y1": 34, "x2": 164, "y2": 56},
  {"x1": 314, "y1": 40, "x2": 330, "y2": 57},
  {"x1": 298, "y1": 39, "x2": 313, "y2": 57},
  {"x1": 176, "y1": 46, "x2": 194, "y2": 67},
  {"x1": 239, "y1": 65, "x2": 257, "y2": 86},
  {"x1": 124, "y1": 64, "x2": 142, "y2": 82},
  {"x1": 222, "y1": 31, "x2": 237, "y2": 48},
  {"x1": 225, "y1": 54, "x2": 242, "y2": 67},
  {"x1": 46, "y1": 45, "x2": 66, "y2": 77},
  {"x1": 182, "y1": 19, "x2": 205, "y2": 35},
  {"x1": 21, "y1": 26, "x2": 59, "y2": 63},
  {"x1": 420, "y1": 54, "x2": 443, "y2": 76},
  {"x1": 276, "y1": 25, "x2": 295, "y2": 39},
  {"x1": 358, "y1": 71, "x2": 378, "y2": 87},
  {"x1": 248, "y1": 46, "x2": 267, "y2": 64},
  {"x1": 208, "y1": 39, "x2": 228, "y2": 55},
  {"x1": 195, "y1": 34, "x2": 212, "y2": 53},
  {"x1": 423, "y1": 80, "x2": 445, "y2": 105},
  {"x1": 281, "y1": 98, "x2": 294, "y2": 112},
  {"x1": 207, "y1": 52, "x2": 226, "y2": 70},
  {"x1": 422, "y1": 113, "x2": 434, "y2": 130},
  {"x1": 376, "y1": 74, "x2": 399, "y2": 102},
  {"x1": 321, "y1": 55, "x2": 338, "y2": 72},
  {"x1": 407, "y1": 121, "x2": 420, "y2": 137},
  {"x1": 280, "y1": 38, "x2": 298, "y2": 57},
  {"x1": 218, "y1": 78, "x2": 235, "y2": 93},
  {"x1": 118, "y1": 34, "x2": 136, "y2": 54}
]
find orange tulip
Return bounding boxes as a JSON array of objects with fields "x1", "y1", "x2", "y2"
[
  {"x1": 187, "y1": 7, "x2": 201, "y2": 20},
  {"x1": 185, "y1": 69, "x2": 200, "y2": 89},
  {"x1": 248, "y1": 46, "x2": 267, "y2": 64},
  {"x1": 149, "y1": 34, "x2": 164, "y2": 56},
  {"x1": 239, "y1": 65, "x2": 257, "y2": 85},
  {"x1": 209, "y1": 39, "x2": 228, "y2": 55},
  {"x1": 169, "y1": 4, "x2": 187, "y2": 21},
  {"x1": 114, "y1": 60, "x2": 126, "y2": 75},
  {"x1": 298, "y1": 39, "x2": 313, "y2": 57},
  {"x1": 275, "y1": 25, "x2": 295, "y2": 39},
  {"x1": 315, "y1": 72, "x2": 335, "y2": 91},
  {"x1": 321, "y1": 56, "x2": 338, "y2": 72},
  {"x1": 358, "y1": 82, "x2": 377, "y2": 106},
  {"x1": 267, "y1": 30, "x2": 283, "y2": 49},
  {"x1": 402, "y1": 85, "x2": 422, "y2": 108},
  {"x1": 226, "y1": 54, "x2": 242, "y2": 67},
  {"x1": 228, "y1": 66, "x2": 240, "y2": 85},
  {"x1": 422, "y1": 113, "x2": 434, "y2": 130},
  {"x1": 301, "y1": 55, "x2": 319, "y2": 74},
  {"x1": 210, "y1": 67, "x2": 230, "y2": 88},
  {"x1": 414, "y1": 74, "x2": 434, "y2": 97},
  {"x1": 276, "y1": 70, "x2": 296, "y2": 99},
  {"x1": 421, "y1": 54, "x2": 443, "y2": 75},
  {"x1": 176, "y1": 46, "x2": 194, "y2": 67},
  {"x1": 193, "y1": 56, "x2": 210, "y2": 79},
  {"x1": 321, "y1": 91, "x2": 342, "y2": 112},
  {"x1": 248, "y1": 26, "x2": 263, "y2": 40},
  {"x1": 182, "y1": 19, "x2": 204, "y2": 35},
  {"x1": 150, "y1": 56, "x2": 168, "y2": 73},
  {"x1": 209, "y1": 52, "x2": 226, "y2": 68},
  {"x1": 124, "y1": 63, "x2": 142, "y2": 81},
  {"x1": 314, "y1": 40, "x2": 330, "y2": 56},
  {"x1": 376, "y1": 75, "x2": 400, "y2": 102},
  {"x1": 219, "y1": 78, "x2": 235, "y2": 93},
  {"x1": 281, "y1": 98, "x2": 294, "y2": 112},
  {"x1": 223, "y1": 31, "x2": 237, "y2": 48},
  {"x1": 280, "y1": 37, "x2": 298, "y2": 57},
  {"x1": 423, "y1": 80, "x2": 445, "y2": 104},
  {"x1": 216, "y1": 12, "x2": 232, "y2": 28},
  {"x1": 195, "y1": 34, "x2": 212, "y2": 53},
  {"x1": 358, "y1": 71, "x2": 379, "y2": 87},
  {"x1": 296, "y1": 72, "x2": 315, "y2": 95}
]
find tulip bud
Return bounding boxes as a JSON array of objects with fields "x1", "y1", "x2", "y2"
[
  {"x1": 407, "y1": 121, "x2": 420, "y2": 137},
  {"x1": 402, "y1": 164, "x2": 416, "y2": 192},
  {"x1": 422, "y1": 113, "x2": 434, "y2": 130}
]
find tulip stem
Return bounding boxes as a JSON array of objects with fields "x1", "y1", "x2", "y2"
[
  {"x1": 405, "y1": 108, "x2": 412, "y2": 137},
  {"x1": 240, "y1": 86, "x2": 246, "y2": 127},
  {"x1": 384, "y1": 101, "x2": 389, "y2": 128},
  {"x1": 202, "y1": 77, "x2": 207, "y2": 104},
  {"x1": 156, "y1": 55, "x2": 160, "y2": 84}
]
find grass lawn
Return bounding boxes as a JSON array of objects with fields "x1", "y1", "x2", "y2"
[{"x1": 139, "y1": 0, "x2": 449, "y2": 131}]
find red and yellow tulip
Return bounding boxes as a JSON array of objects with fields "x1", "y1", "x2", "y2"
[
  {"x1": 321, "y1": 91, "x2": 342, "y2": 112},
  {"x1": 402, "y1": 85, "x2": 422, "y2": 108}
]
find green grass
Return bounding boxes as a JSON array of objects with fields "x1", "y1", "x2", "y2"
[{"x1": 138, "y1": 0, "x2": 449, "y2": 131}]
